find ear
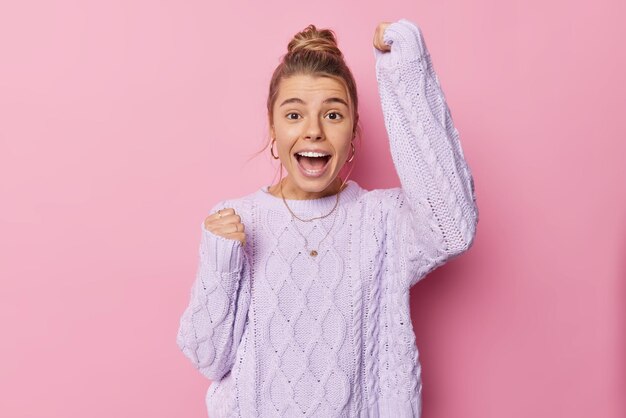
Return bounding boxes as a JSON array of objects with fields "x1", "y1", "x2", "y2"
[{"x1": 270, "y1": 125, "x2": 275, "y2": 139}]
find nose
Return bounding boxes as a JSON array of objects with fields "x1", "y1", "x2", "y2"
[{"x1": 304, "y1": 117, "x2": 324, "y2": 141}]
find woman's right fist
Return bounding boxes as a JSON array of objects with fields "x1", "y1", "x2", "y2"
[{"x1": 204, "y1": 208, "x2": 246, "y2": 246}]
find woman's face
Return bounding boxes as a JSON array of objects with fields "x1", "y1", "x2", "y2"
[{"x1": 270, "y1": 74, "x2": 354, "y2": 199}]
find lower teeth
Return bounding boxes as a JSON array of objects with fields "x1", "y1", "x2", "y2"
[{"x1": 298, "y1": 156, "x2": 328, "y2": 175}]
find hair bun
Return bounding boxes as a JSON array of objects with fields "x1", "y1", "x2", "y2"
[{"x1": 287, "y1": 24, "x2": 343, "y2": 58}]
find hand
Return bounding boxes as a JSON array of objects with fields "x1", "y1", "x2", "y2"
[
  {"x1": 373, "y1": 22, "x2": 392, "y2": 52},
  {"x1": 204, "y1": 208, "x2": 247, "y2": 246}
]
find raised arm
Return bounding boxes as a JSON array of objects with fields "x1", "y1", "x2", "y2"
[
  {"x1": 176, "y1": 201, "x2": 251, "y2": 380},
  {"x1": 374, "y1": 19, "x2": 479, "y2": 289}
]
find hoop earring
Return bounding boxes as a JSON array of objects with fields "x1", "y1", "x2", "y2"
[
  {"x1": 270, "y1": 138, "x2": 279, "y2": 160},
  {"x1": 347, "y1": 142, "x2": 356, "y2": 163}
]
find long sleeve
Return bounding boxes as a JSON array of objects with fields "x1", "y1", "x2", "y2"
[
  {"x1": 176, "y1": 201, "x2": 251, "y2": 381},
  {"x1": 374, "y1": 19, "x2": 479, "y2": 289}
]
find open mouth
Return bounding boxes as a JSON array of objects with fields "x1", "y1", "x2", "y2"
[{"x1": 294, "y1": 153, "x2": 332, "y2": 177}]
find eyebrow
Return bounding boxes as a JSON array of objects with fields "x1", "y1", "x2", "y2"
[{"x1": 279, "y1": 97, "x2": 349, "y2": 107}]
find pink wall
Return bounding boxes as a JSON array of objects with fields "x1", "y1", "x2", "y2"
[{"x1": 1, "y1": 1, "x2": 624, "y2": 417}]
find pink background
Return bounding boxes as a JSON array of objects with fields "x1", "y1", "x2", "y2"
[{"x1": 1, "y1": 0, "x2": 624, "y2": 417}]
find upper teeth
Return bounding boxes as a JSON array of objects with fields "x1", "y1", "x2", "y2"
[{"x1": 297, "y1": 151, "x2": 329, "y2": 157}]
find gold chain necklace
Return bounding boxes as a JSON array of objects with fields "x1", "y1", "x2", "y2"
[
  {"x1": 279, "y1": 178, "x2": 346, "y2": 257},
  {"x1": 289, "y1": 207, "x2": 339, "y2": 257}
]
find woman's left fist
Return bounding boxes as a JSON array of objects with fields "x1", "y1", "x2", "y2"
[{"x1": 373, "y1": 22, "x2": 392, "y2": 52}]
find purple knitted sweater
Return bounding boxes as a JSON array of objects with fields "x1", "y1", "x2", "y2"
[{"x1": 176, "y1": 18, "x2": 478, "y2": 418}]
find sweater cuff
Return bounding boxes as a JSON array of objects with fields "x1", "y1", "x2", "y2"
[
  {"x1": 199, "y1": 220, "x2": 244, "y2": 273},
  {"x1": 373, "y1": 18, "x2": 429, "y2": 67}
]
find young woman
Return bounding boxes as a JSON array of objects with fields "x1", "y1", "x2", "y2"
[{"x1": 177, "y1": 18, "x2": 478, "y2": 418}]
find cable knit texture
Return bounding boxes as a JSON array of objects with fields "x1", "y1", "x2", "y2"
[{"x1": 176, "y1": 18, "x2": 478, "y2": 418}]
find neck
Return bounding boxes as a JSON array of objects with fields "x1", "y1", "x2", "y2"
[{"x1": 269, "y1": 176, "x2": 346, "y2": 200}]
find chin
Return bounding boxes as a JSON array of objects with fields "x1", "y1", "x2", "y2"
[{"x1": 288, "y1": 167, "x2": 340, "y2": 193}]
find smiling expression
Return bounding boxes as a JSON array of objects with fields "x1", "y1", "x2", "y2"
[{"x1": 270, "y1": 74, "x2": 354, "y2": 200}]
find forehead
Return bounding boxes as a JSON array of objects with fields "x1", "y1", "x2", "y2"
[{"x1": 276, "y1": 74, "x2": 348, "y2": 101}]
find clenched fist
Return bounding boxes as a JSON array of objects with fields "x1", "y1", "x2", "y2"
[
  {"x1": 373, "y1": 22, "x2": 392, "y2": 52},
  {"x1": 204, "y1": 208, "x2": 246, "y2": 246}
]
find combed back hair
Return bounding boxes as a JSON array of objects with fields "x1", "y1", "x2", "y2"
[
  {"x1": 267, "y1": 24, "x2": 360, "y2": 139},
  {"x1": 247, "y1": 24, "x2": 361, "y2": 163}
]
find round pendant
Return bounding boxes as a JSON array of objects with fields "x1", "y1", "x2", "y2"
[{"x1": 310, "y1": 250, "x2": 318, "y2": 257}]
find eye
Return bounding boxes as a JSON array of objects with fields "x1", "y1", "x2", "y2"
[
  {"x1": 325, "y1": 112, "x2": 343, "y2": 120},
  {"x1": 286, "y1": 112, "x2": 301, "y2": 120}
]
